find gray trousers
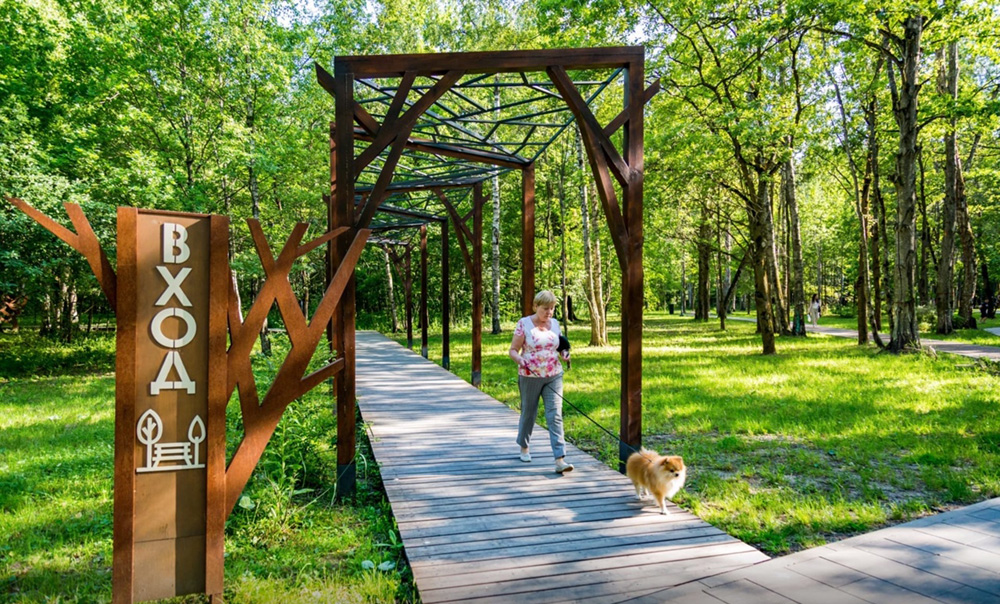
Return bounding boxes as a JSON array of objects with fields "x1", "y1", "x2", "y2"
[{"x1": 516, "y1": 373, "x2": 567, "y2": 459}]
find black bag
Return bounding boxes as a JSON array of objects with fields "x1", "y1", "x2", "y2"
[{"x1": 557, "y1": 334, "x2": 571, "y2": 369}]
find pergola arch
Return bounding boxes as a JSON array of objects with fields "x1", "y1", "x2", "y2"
[{"x1": 318, "y1": 47, "x2": 656, "y2": 494}]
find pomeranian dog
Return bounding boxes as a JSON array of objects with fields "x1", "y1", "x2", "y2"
[{"x1": 625, "y1": 449, "x2": 686, "y2": 515}]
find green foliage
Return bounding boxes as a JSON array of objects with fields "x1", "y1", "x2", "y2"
[
  {"x1": 0, "y1": 330, "x2": 116, "y2": 378},
  {"x1": 0, "y1": 330, "x2": 414, "y2": 602}
]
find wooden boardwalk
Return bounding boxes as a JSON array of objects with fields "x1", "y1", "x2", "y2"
[
  {"x1": 354, "y1": 331, "x2": 769, "y2": 603},
  {"x1": 626, "y1": 497, "x2": 1000, "y2": 603}
]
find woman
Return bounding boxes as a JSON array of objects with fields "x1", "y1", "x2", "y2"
[
  {"x1": 509, "y1": 290, "x2": 574, "y2": 474},
  {"x1": 809, "y1": 294, "x2": 821, "y2": 327}
]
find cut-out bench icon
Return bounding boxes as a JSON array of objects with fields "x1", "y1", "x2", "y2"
[{"x1": 136, "y1": 409, "x2": 206, "y2": 473}]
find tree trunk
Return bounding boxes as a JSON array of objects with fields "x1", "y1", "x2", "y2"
[
  {"x1": 886, "y1": 18, "x2": 923, "y2": 352},
  {"x1": 591, "y1": 202, "x2": 608, "y2": 343},
  {"x1": 680, "y1": 256, "x2": 687, "y2": 316},
  {"x1": 936, "y1": 45, "x2": 958, "y2": 334},
  {"x1": 749, "y1": 177, "x2": 776, "y2": 355},
  {"x1": 249, "y1": 163, "x2": 271, "y2": 356},
  {"x1": 696, "y1": 211, "x2": 711, "y2": 321},
  {"x1": 956, "y1": 162, "x2": 976, "y2": 327},
  {"x1": 764, "y1": 192, "x2": 788, "y2": 335},
  {"x1": 558, "y1": 157, "x2": 570, "y2": 325},
  {"x1": 918, "y1": 148, "x2": 931, "y2": 304},
  {"x1": 384, "y1": 248, "x2": 398, "y2": 333},
  {"x1": 783, "y1": 159, "x2": 807, "y2": 335},
  {"x1": 578, "y1": 131, "x2": 605, "y2": 346}
]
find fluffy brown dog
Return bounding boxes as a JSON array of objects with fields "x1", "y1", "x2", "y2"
[{"x1": 625, "y1": 449, "x2": 686, "y2": 515}]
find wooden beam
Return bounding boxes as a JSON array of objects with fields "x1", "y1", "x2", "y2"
[
  {"x1": 354, "y1": 71, "x2": 465, "y2": 228},
  {"x1": 441, "y1": 219, "x2": 450, "y2": 370},
  {"x1": 436, "y1": 189, "x2": 474, "y2": 275},
  {"x1": 619, "y1": 57, "x2": 645, "y2": 472},
  {"x1": 472, "y1": 182, "x2": 484, "y2": 388},
  {"x1": 420, "y1": 224, "x2": 429, "y2": 358},
  {"x1": 333, "y1": 68, "x2": 358, "y2": 498},
  {"x1": 548, "y1": 65, "x2": 632, "y2": 189},
  {"x1": 522, "y1": 164, "x2": 536, "y2": 317},
  {"x1": 355, "y1": 200, "x2": 442, "y2": 222},
  {"x1": 354, "y1": 70, "x2": 463, "y2": 178},
  {"x1": 333, "y1": 46, "x2": 643, "y2": 79},
  {"x1": 405, "y1": 246, "x2": 413, "y2": 349},
  {"x1": 353, "y1": 127, "x2": 529, "y2": 169},
  {"x1": 603, "y1": 79, "x2": 660, "y2": 137}
]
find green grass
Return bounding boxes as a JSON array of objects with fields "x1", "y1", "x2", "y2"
[
  {"x1": 0, "y1": 331, "x2": 414, "y2": 603},
  {"x1": 397, "y1": 311, "x2": 1000, "y2": 555}
]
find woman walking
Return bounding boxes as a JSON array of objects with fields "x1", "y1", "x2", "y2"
[
  {"x1": 509, "y1": 290, "x2": 574, "y2": 474},
  {"x1": 809, "y1": 294, "x2": 821, "y2": 327}
]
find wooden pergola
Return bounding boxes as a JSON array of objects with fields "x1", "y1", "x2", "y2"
[{"x1": 316, "y1": 47, "x2": 655, "y2": 494}]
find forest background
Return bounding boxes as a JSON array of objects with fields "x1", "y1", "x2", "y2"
[
  {"x1": 3, "y1": 1, "x2": 1000, "y2": 601},
  {"x1": 1, "y1": 0, "x2": 999, "y2": 352}
]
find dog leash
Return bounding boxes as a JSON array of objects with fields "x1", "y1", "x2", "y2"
[{"x1": 521, "y1": 361, "x2": 642, "y2": 457}]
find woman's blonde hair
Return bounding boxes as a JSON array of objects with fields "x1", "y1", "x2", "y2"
[{"x1": 533, "y1": 290, "x2": 558, "y2": 309}]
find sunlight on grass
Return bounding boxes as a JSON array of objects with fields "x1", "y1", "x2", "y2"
[
  {"x1": 401, "y1": 311, "x2": 1000, "y2": 555},
  {"x1": 1, "y1": 332, "x2": 413, "y2": 603}
]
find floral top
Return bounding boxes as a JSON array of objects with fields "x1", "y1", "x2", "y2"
[{"x1": 513, "y1": 316, "x2": 563, "y2": 378}]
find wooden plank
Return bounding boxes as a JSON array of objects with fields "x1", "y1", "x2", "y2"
[
  {"x1": 883, "y1": 528, "x2": 1000, "y2": 573},
  {"x1": 742, "y1": 571, "x2": 874, "y2": 604},
  {"x1": 917, "y1": 523, "x2": 1000, "y2": 554},
  {"x1": 820, "y1": 548, "x2": 972, "y2": 600},
  {"x1": 837, "y1": 576, "x2": 945, "y2": 604},
  {"x1": 854, "y1": 537, "x2": 1000, "y2": 595},
  {"x1": 410, "y1": 529, "x2": 733, "y2": 575},
  {"x1": 406, "y1": 519, "x2": 718, "y2": 561},
  {"x1": 698, "y1": 579, "x2": 798, "y2": 604},
  {"x1": 420, "y1": 550, "x2": 766, "y2": 604},
  {"x1": 354, "y1": 331, "x2": 766, "y2": 603},
  {"x1": 333, "y1": 46, "x2": 643, "y2": 79}
]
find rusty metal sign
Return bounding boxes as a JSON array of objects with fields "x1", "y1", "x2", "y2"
[{"x1": 113, "y1": 209, "x2": 229, "y2": 602}]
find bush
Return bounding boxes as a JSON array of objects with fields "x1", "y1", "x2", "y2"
[
  {"x1": 916, "y1": 305, "x2": 937, "y2": 331},
  {"x1": 828, "y1": 304, "x2": 856, "y2": 318}
]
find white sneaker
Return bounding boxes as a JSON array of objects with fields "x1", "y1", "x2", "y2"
[
  {"x1": 519, "y1": 451, "x2": 531, "y2": 462},
  {"x1": 555, "y1": 459, "x2": 574, "y2": 474}
]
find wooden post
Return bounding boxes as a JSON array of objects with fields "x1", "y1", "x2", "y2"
[
  {"x1": 405, "y1": 245, "x2": 413, "y2": 349},
  {"x1": 522, "y1": 163, "x2": 536, "y2": 316},
  {"x1": 441, "y1": 220, "x2": 450, "y2": 369},
  {"x1": 420, "y1": 224, "x2": 429, "y2": 358},
  {"x1": 333, "y1": 68, "x2": 357, "y2": 498},
  {"x1": 619, "y1": 56, "x2": 645, "y2": 471},
  {"x1": 112, "y1": 208, "x2": 137, "y2": 604},
  {"x1": 472, "y1": 183, "x2": 484, "y2": 387}
]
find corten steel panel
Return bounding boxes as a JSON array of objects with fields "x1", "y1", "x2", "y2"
[{"x1": 115, "y1": 209, "x2": 225, "y2": 602}]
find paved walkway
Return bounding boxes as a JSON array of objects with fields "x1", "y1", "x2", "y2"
[
  {"x1": 724, "y1": 315, "x2": 1000, "y2": 361},
  {"x1": 984, "y1": 327, "x2": 1000, "y2": 337},
  {"x1": 806, "y1": 324, "x2": 1000, "y2": 361},
  {"x1": 354, "y1": 331, "x2": 768, "y2": 603},
  {"x1": 625, "y1": 497, "x2": 1000, "y2": 603}
]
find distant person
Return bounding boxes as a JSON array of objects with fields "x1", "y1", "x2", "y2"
[
  {"x1": 809, "y1": 294, "x2": 821, "y2": 327},
  {"x1": 509, "y1": 290, "x2": 574, "y2": 474}
]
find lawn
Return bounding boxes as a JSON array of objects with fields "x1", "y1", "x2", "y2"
[
  {"x1": 402, "y1": 311, "x2": 1000, "y2": 554},
  {"x1": 4, "y1": 311, "x2": 999, "y2": 601},
  {"x1": 0, "y1": 331, "x2": 414, "y2": 603}
]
